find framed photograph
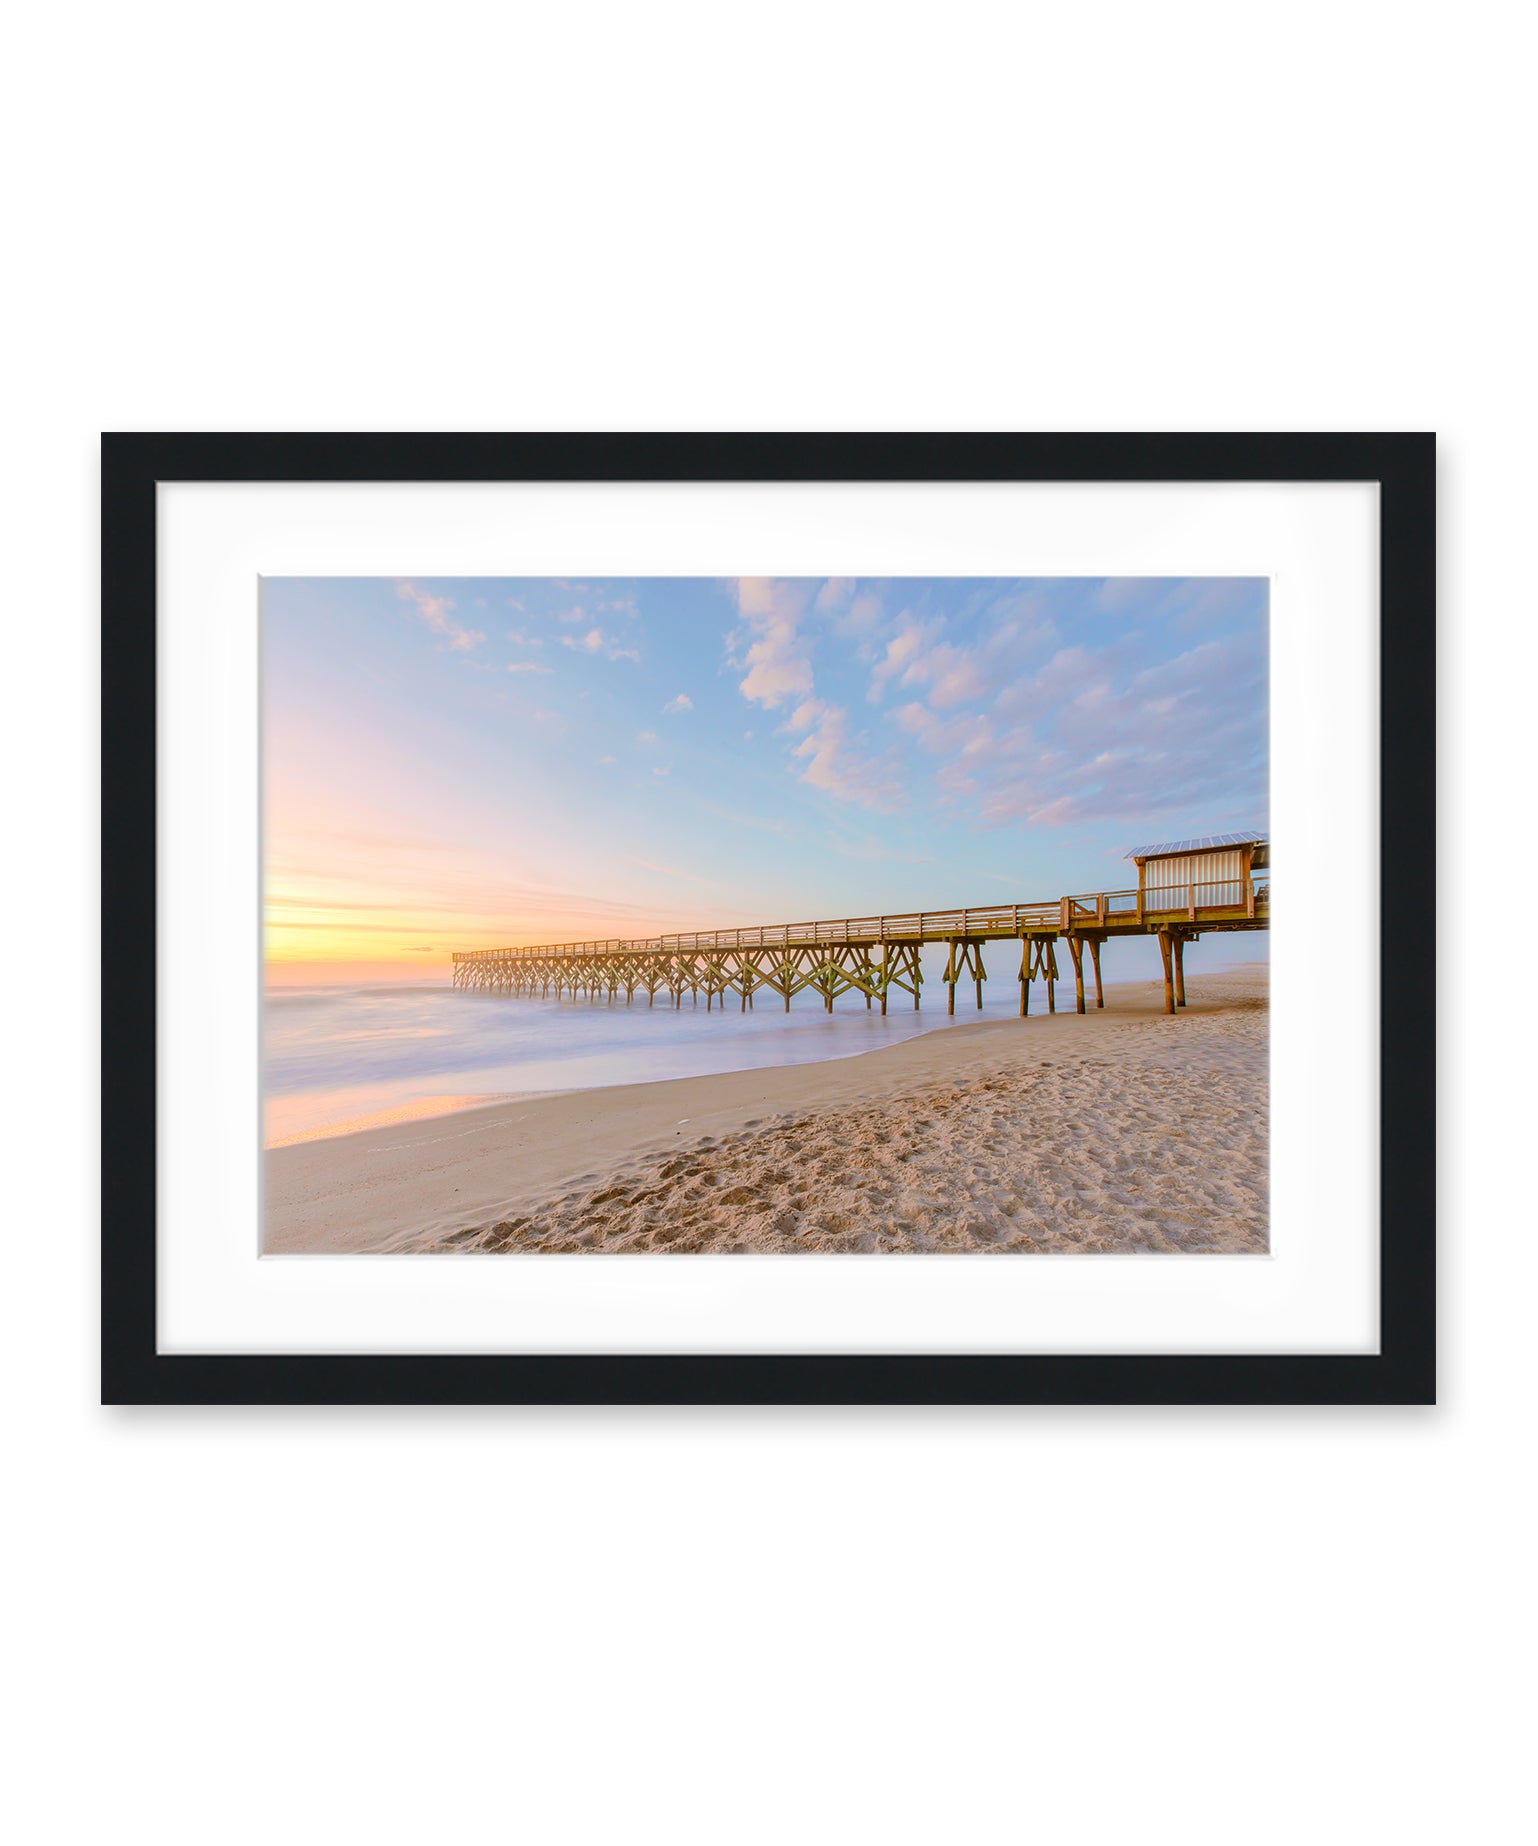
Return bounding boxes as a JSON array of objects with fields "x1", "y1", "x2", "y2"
[{"x1": 102, "y1": 433, "x2": 1434, "y2": 1404}]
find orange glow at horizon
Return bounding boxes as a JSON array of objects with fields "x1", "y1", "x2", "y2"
[
  {"x1": 261, "y1": 840, "x2": 757, "y2": 970},
  {"x1": 260, "y1": 767, "x2": 742, "y2": 969},
  {"x1": 262, "y1": 890, "x2": 725, "y2": 967}
]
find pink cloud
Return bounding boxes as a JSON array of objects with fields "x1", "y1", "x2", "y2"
[{"x1": 396, "y1": 581, "x2": 484, "y2": 651}]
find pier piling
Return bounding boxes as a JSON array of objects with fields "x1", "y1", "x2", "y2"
[{"x1": 1157, "y1": 930, "x2": 1175, "y2": 1015}]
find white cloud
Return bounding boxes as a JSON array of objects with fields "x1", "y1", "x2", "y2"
[
  {"x1": 637, "y1": 730, "x2": 657, "y2": 744},
  {"x1": 923, "y1": 645, "x2": 988, "y2": 708},
  {"x1": 841, "y1": 590, "x2": 884, "y2": 637},
  {"x1": 506, "y1": 661, "x2": 552, "y2": 675},
  {"x1": 741, "y1": 624, "x2": 813, "y2": 706},
  {"x1": 726, "y1": 575, "x2": 1266, "y2": 838},
  {"x1": 597, "y1": 754, "x2": 617, "y2": 765},
  {"x1": 783, "y1": 698, "x2": 904, "y2": 812},
  {"x1": 732, "y1": 578, "x2": 815, "y2": 709},
  {"x1": 870, "y1": 624, "x2": 988, "y2": 709},
  {"x1": 664, "y1": 693, "x2": 693, "y2": 714},
  {"x1": 556, "y1": 605, "x2": 587, "y2": 624},
  {"x1": 871, "y1": 610, "x2": 1061, "y2": 710},
  {"x1": 735, "y1": 577, "x2": 776, "y2": 617},
  {"x1": 396, "y1": 580, "x2": 484, "y2": 652},
  {"x1": 883, "y1": 623, "x2": 1266, "y2": 833},
  {"x1": 893, "y1": 702, "x2": 995, "y2": 758},
  {"x1": 731, "y1": 580, "x2": 908, "y2": 804},
  {"x1": 652, "y1": 764, "x2": 671, "y2": 777},
  {"x1": 867, "y1": 614, "x2": 936, "y2": 701},
  {"x1": 553, "y1": 625, "x2": 639, "y2": 663},
  {"x1": 818, "y1": 580, "x2": 884, "y2": 642}
]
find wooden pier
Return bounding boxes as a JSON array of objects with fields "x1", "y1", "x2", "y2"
[{"x1": 452, "y1": 833, "x2": 1268, "y2": 1019}]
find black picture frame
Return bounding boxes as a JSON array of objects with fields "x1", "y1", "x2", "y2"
[{"x1": 101, "y1": 432, "x2": 1435, "y2": 1405}]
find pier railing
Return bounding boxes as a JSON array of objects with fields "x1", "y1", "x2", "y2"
[
  {"x1": 453, "y1": 873, "x2": 1270, "y2": 1018},
  {"x1": 460, "y1": 902, "x2": 1059, "y2": 961},
  {"x1": 456, "y1": 878, "x2": 1269, "y2": 964}
]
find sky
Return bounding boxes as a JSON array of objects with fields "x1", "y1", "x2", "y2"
[{"x1": 262, "y1": 575, "x2": 1268, "y2": 976}]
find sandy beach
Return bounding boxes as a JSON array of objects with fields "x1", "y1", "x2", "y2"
[{"x1": 264, "y1": 964, "x2": 1268, "y2": 1254}]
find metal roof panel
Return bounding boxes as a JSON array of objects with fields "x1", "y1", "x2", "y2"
[{"x1": 1125, "y1": 830, "x2": 1269, "y2": 860}]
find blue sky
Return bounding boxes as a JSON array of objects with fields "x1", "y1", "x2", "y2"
[{"x1": 262, "y1": 575, "x2": 1267, "y2": 968}]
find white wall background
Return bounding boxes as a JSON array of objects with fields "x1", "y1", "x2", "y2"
[{"x1": 3, "y1": 5, "x2": 1528, "y2": 1842}]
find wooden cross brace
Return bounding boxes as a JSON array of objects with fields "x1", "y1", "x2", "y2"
[{"x1": 1017, "y1": 933, "x2": 1060, "y2": 1015}]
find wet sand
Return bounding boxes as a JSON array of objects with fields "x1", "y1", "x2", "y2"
[{"x1": 264, "y1": 965, "x2": 1268, "y2": 1254}]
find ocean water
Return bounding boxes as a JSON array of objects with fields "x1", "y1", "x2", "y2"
[
  {"x1": 265, "y1": 942, "x2": 1267, "y2": 1145},
  {"x1": 265, "y1": 980, "x2": 1000, "y2": 1144}
]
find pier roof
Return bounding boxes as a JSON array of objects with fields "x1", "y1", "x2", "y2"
[{"x1": 1124, "y1": 830, "x2": 1268, "y2": 861}]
